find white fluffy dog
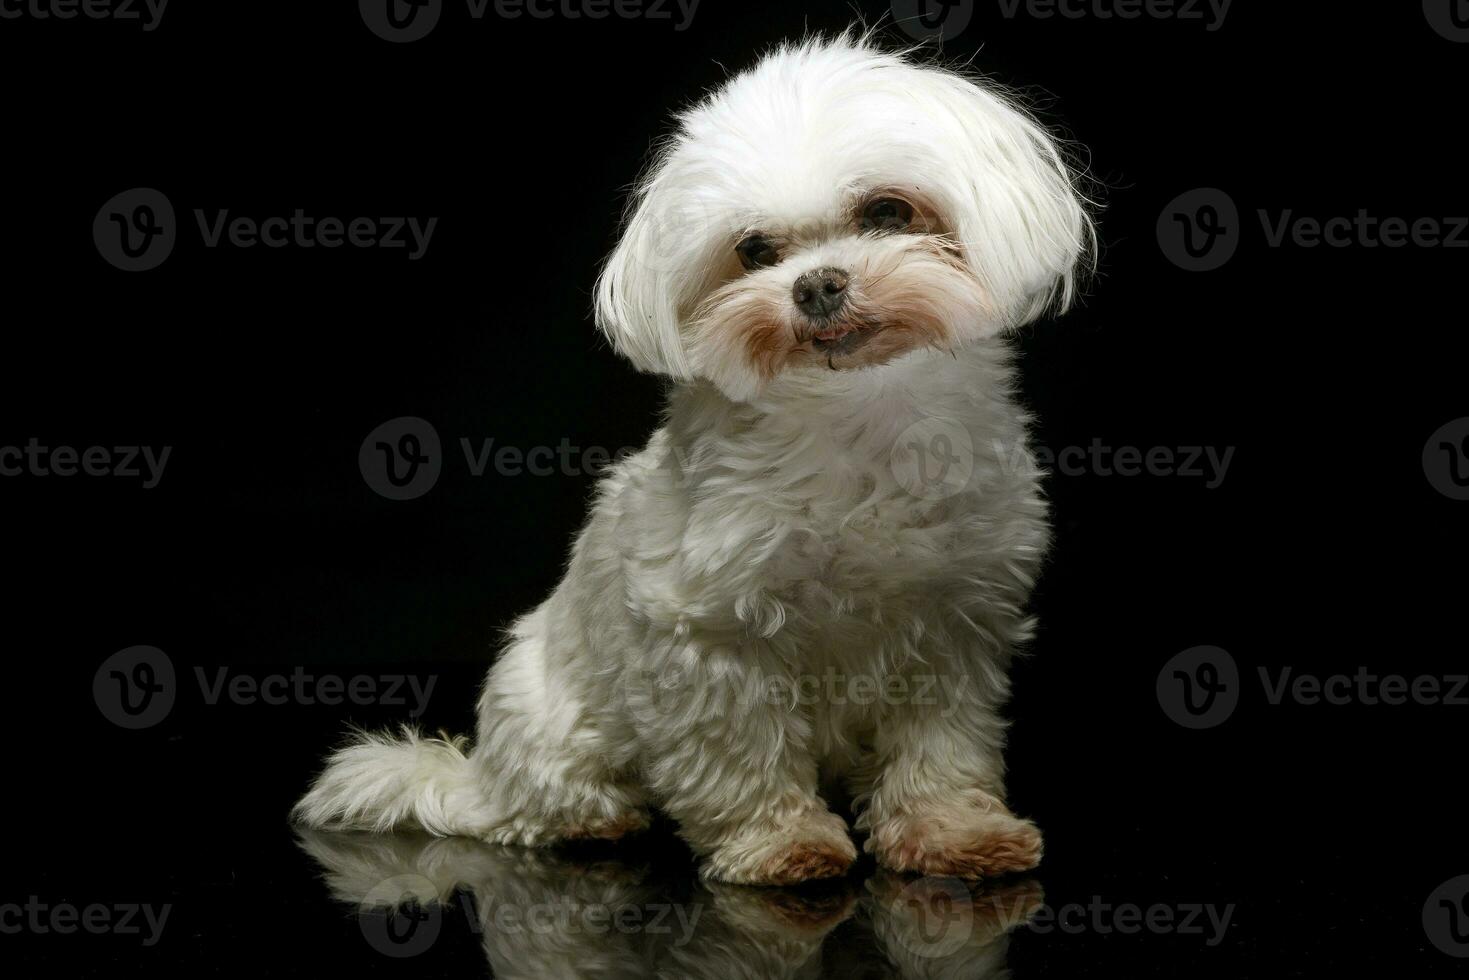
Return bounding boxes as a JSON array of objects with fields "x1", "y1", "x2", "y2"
[{"x1": 296, "y1": 30, "x2": 1093, "y2": 886}]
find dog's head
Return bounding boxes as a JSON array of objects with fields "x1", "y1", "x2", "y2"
[{"x1": 595, "y1": 32, "x2": 1095, "y2": 402}]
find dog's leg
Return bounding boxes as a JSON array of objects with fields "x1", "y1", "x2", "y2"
[
  {"x1": 469, "y1": 602, "x2": 652, "y2": 846},
  {"x1": 860, "y1": 660, "x2": 1042, "y2": 880},
  {"x1": 470, "y1": 707, "x2": 650, "y2": 846},
  {"x1": 629, "y1": 631, "x2": 856, "y2": 886}
]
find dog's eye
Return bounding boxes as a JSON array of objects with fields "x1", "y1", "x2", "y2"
[
  {"x1": 736, "y1": 235, "x2": 780, "y2": 270},
  {"x1": 861, "y1": 198, "x2": 915, "y2": 233}
]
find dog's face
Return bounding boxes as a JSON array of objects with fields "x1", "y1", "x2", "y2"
[{"x1": 596, "y1": 35, "x2": 1093, "y2": 402}]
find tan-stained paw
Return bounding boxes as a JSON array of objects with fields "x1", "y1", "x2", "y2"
[
  {"x1": 760, "y1": 840, "x2": 857, "y2": 886},
  {"x1": 703, "y1": 808, "x2": 858, "y2": 885},
  {"x1": 870, "y1": 808, "x2": 1043, "y2": 880},
  {"x1": 561, "y1": 810, "x2": 652, "y2": 842}
]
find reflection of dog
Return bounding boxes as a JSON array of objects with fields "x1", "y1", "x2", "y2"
[
  {"x1": 296, "y1": 829, "x2": 1039, "y2": 979},
  {"x1": 295, "y1": 29, "x2": 1093, "y2": 885}
]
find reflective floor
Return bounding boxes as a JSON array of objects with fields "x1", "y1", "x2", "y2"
[
  {"x1": 9, "y1": 679, "x2": 1459, "y2": 977},
  {"x1": 5, "y1": 655, "x2": 1463, "y2": 975},
  {"x1": 297, "y1": 827, "x2": 1040, "y2": 977}
]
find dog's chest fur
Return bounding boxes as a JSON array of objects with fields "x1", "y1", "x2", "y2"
[{"x1": 610, "y1": 346, "x2": 1047, "y2": 647}]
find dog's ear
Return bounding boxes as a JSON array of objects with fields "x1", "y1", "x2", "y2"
[
  {"x1": 593, "y1": 168, "x2": 703, "y2": 380},
  {"x1": 927, "y1": 71, "x2": 1096, "y2": 328}
]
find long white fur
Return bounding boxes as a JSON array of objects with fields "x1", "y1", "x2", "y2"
[{"x1": 295, "y1": 29, "x2": 1093, "y2": 885}]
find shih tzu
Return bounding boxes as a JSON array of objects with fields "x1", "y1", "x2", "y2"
[{"x1": 296, "y1": 30, "x2": 1093, "y2": 886}]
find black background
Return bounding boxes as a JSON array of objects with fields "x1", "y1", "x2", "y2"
[{"x1": 2, "y1": 0, "x2": 1466, "y2": 975}]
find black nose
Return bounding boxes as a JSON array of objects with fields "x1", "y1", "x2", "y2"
[{"x1": 792, "y1": 268, "x2": 850, "y2": 318}]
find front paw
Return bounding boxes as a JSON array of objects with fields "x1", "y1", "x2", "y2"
[
  {"x1": 702, "y1": 808, "x2": 857, "y2": 886},
  {"x1": 868, "y1": 807, "x2": 1042, "y2": 880}
]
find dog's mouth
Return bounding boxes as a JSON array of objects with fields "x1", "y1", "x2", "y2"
[{"x1": 806, "y1": 320, "x2": 882, "y2": 361}]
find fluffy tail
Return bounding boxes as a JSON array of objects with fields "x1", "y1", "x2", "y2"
[{"x1": 292, "y1": 727, "x2": 490, "y2": 838}]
